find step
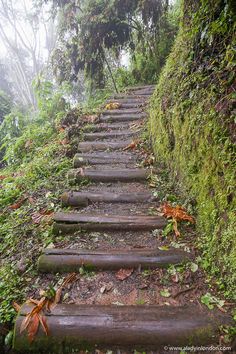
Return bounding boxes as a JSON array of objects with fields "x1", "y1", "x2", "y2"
[
  {"x1": 78, "y1": 140, "x2": 133, "y2": 152},
  {"x1": 68, "y1": 168, "x2": 148, "y2": 183},
  {"x1": 61, "y1": 191, "x2": 155, "y2": 207},
  {"x1": 83, "y1": 130, "x2": 138, "y2": 141},
  {"x1": 73, "y1": 152, "x2": 136, "y2": 167},
  {"x1": 53, "y1": 213, "x2": 167, "y2": 233},
  {"x1": 102, "y1": 108, "x2": 142, "y2": 115},
  {"x1": 111, "y1": 94, "x2": 150, "y2": 100},
  {"x1": 14, "y1": 304, "x2": 231, "y2": 352},
  {"x1": 115, "y1": 102, "x2": 143, "y2": 108},
  {"x1": 38, "y1": 248, "x2": 190, "y2": 273},
  {"x1": 82, "y1": 121, "x2": 140, "y2": 132},
  {"x1": 127, "y1": 85, "x2": 156, "y2": 91},
  {"x1": 106, "y1": 98, "x2": 146, "y2": 104},
  {"x1": 100, "y1": 113, "x2": 146, "y2": 123}
]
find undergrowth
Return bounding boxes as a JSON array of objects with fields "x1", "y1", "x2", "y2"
[
  {"x1": 0, "y1": 82, "x2": 106, "y2": 326},
  {"x1": 149, "y1": 0, "x2": 236, "y2": 299}
]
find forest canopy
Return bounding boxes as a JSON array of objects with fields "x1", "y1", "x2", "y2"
[{"x1": 42, "y1": 0, "x2": 177, "y2": 89}]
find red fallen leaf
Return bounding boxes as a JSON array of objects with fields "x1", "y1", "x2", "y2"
[
  {"x1": 161, "y1": 203, "x2": 195, "y2": 223},
  {"x1": 59, "y1": 127, "x2": 65, "y2": 132},
  {"x1": 0, "y1": 175, "x2": 8, "y2": 180},
  {"x1": 161, "y1": 202, "x2": 194, "y2": 237},
  {"x1": 115, "y1": 268, "x2": 133, "y2": 281},
  {"x1": 9, "y1": 196, "x2": 27, "y2": 210},
  {"x1": 123, "y1": 140, "x2": 137, "y2": 151}
]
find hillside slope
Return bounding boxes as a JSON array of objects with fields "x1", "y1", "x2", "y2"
[{"x1": 149, "y1": 0, "x2": 236, "y2": 298}]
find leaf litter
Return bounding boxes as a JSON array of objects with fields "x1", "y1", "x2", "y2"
[{"x1": 16, "y1": 273, "x2": 77, "y2": 343}]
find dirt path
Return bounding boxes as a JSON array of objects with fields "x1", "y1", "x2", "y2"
[{"x1": 13, "y1": 86, "x2": 232, "y2": 353}]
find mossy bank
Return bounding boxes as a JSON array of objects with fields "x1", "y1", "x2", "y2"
[{"x1": 149, "y1": 0, "x2": 236, "y2": 299}]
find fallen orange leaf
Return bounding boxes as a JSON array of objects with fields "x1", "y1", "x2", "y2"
[
  {"x1": 9, "y1": 196, "x2": 27, "y2": 210},
  {"x1": 161, "y1": 203, "x2": 195, "y2": 223},
  {"x1": 0, "y1": 175, "x2": 8, "y2": 180},
  {"x1": 161, "y1": 202, "x2": 194, "y2": 237},
  {"x1": 123, "y1": 140, "x2": 137, "y2": 151},
  {"x1": 27, "y1": 313, "x2": 40, "y2": 343},
  {"x1": 115, "y1": 268, "x2": 133, "y2": 281}
]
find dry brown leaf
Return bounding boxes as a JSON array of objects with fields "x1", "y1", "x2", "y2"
[
  {"x1": 32, "y1": 209, "x2": 54, "y2": 224},
  {"x1": 20, "y1": 273, "x2": 77, "y2": 342},
  {"x1": 123, "y1": 140, "x2": 137, "y2": 151},
  {"x1": 9, "y1": 196, "x2": 27, "y2": 210},
  {"x1": 27, "y1": 314, "x2": 40, "y2": 343},
  {"x1": 38, "y1": 315, "x2": 49, "y2": 336},
  {"x1": 49, "y1": 273, "x2": 77, "y2": 310},
  {"x1": 12, "y1": 301, "x2": 21, "y2": 312},
  {"x1": 105, "y1": 102, "x2": 121, "y2": 110},
  {"x1": 25, "y1": 140, "x2": 33, "y2": 149},
  {"x1": 115, "y1": 268, "x2": 133, "y2": 281}
]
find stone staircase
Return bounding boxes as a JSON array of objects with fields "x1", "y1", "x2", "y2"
[{"x1": 13, "y1": 85, "x2": 231, "y2": 353}]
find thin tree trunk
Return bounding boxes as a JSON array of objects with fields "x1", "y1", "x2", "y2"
[{"x1": 104, "y1": 55, "x2": 118, "y2": 93}]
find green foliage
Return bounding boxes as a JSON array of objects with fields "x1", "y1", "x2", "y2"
[
  {"x1": 0, "y1": 78, "x2": 73, "y2": 323},
  {"x1": 149, "y1": 0, "x2": 236, "y2": 299},
  {"x1": 46, "y1": 0, "x2": 178, "y2": 89},
  {"x1": 201, "y1": 292, "x2": 224, "y2": 310},
  {"x1": 0, "y1": 266, "x2": 24, "y2": 322},
  {"x1": 0, "y1": 80, "x2": 68, "y2": 165},
  {"x1": 0, "y1": 90, "x2": 11, "y2": 124}
]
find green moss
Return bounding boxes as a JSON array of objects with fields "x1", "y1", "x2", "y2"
[{"x1": 149, "y1": 0, "x2": 236, "y2": 299}]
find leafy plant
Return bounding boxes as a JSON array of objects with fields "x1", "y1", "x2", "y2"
[{"x1": 201, "y1": 292, "x2": 224, "y2": 310}]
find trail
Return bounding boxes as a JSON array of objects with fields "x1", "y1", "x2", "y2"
[{"x1": 13, "y1": 86, "x2": 230, "y2": 353}]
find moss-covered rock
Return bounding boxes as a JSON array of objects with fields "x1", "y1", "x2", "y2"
[{"x1": 149, "y1": 0, "x2": 236, "y2": 299}]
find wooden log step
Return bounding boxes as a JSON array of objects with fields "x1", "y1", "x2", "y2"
[
  {"x1": 53, "y1": 212, "x2": 167, "y2": 232},
  {"x1": 61, "y1": 191, "x2": 155, "y2": 207},
  {"x1": 83, "y1": 121, "x2": 142, "y2": 133},
  {"x1": 68, "y1": 168, "x2": 148, "y2": 183},
  {"x1": 102, "y1": 108, "x2": 142, "y2": 115},
  {"x1": 112, "y1": 94, "x2": 150, "y2": 100},
  {"x1": 116, "y1": 102, "x2": 142, "y2": 108},
  {"x1": 38, "y1": 248, "x2": 191, "y2": 273},
  {"x1": 78, "y1": 140, "x2": 132, "y2": 152},
  {"x1": 83, "y1": 130, "x2": 138, "y2": 141},
  {"x1": 106, "y1": 98, "x2": 145, "y2": 104},
  {"x1": 100, "y1": 113, "x2": 146, "y2": 123},
  {"x1": 128, "y1": 84, "x2": 156, "y2": 91},
  {"x1": 14, "y1": 304, "x2": 231, "y2": 352},
  {"x1": 73, "y1": 152, "x2": 136, "y2": 167}
]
